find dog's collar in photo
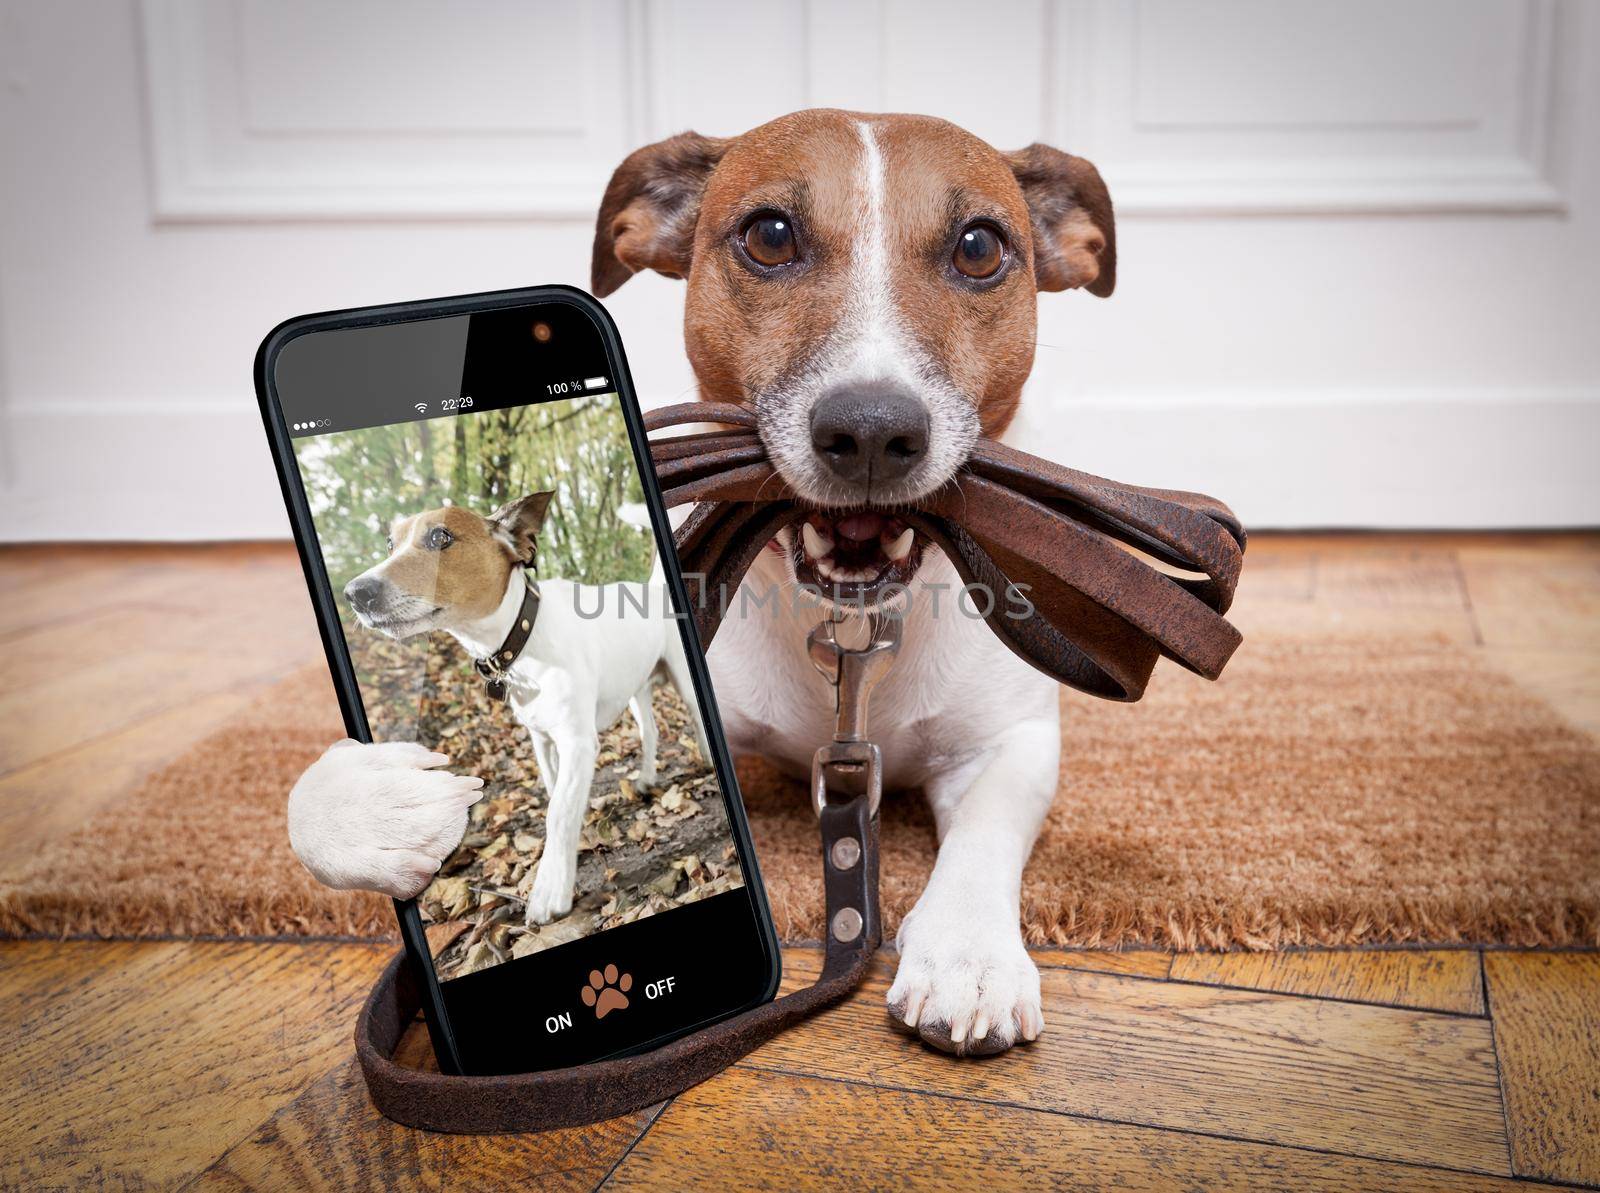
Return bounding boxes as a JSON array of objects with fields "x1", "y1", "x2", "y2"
[{"x1": 472, "y1": 577, "x2": 540, "y2": 703}]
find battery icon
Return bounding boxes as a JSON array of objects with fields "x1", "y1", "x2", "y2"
[{"x1": 583, "y1": 376, "x2": 609, "y2": 390}]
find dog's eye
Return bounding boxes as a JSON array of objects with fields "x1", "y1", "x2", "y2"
[
  {"x1": 953, "y1": 223, "x2": 1006, "y2": 280},
  {"x1": 742, "y1": 214, "x2": 798, "y2": 268},
  {"x1": 423, "y1": 526, "x2": 453, "y2": 550}
]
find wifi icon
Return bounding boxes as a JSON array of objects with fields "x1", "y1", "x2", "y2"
[{"x1": 413, "y1": 403, "x2": 428, "y2": 414}]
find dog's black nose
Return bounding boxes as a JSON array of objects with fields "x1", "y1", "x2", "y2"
[
  {"x1": 809, "y1": 383, "x2": 929, "y2": 486},
  {"x1": 345, "y1": 576, "x2": 385, "y2": 614}
]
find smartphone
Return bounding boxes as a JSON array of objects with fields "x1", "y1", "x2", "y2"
[{"x1": 255, "y1": 286, "x2": 781, "y2": 1075}]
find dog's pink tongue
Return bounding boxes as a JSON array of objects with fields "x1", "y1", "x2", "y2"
[{"x1": 834, "y1": 513, "x2": 885, "y2": 543}]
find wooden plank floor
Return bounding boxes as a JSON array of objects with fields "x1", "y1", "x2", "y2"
[{"x1": 1, "y1": 536, "x2": 1597, "y2": 1190}]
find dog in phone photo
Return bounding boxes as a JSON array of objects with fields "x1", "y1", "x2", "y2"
[
  {"x1": 291, "y1": 394, "x2": 741, "y2": 981},
  {"x1": 290, "y1": 110, "x2": 1114, "y2": 1051}
]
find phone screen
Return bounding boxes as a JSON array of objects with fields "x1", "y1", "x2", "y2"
[{"x1": 265, "y1": 294, "x2": 776, "y2": 1072}]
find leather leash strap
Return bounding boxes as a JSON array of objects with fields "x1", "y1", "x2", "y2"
[
  {"x1": 645, "y1": 401, "x2": 1247, "y2": 701},
  {"x1": 356, "y1": 587, "x2": 891, "y2": 1134},
  {"x1": 353, "y1": 401, "x2": 1246, "y2": 1132},
  {"x1": 357, "y1": 791, "x2": 879, "y2": 1133}
]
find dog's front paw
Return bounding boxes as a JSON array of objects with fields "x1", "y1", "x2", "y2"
[
  {"x1": 887, "y1": 901, "x2": 1043, "y2": 1058},
  {"x1": 523, "y1": 856, "x2": 575, "y2": 926},
  {"x1": 287, "y1": 739, "x2": 484, "y2": 899}
]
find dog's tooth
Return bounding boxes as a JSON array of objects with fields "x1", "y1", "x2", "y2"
[
  {"x1": 801, "y1": 523, "x2": 832, "y2": 559},
  {"x1": 884, "y1": 527, "x2": 915, "y2": 562},
  {"x1": 815, "y1": 557, "x2": 838, "y2": 582}
]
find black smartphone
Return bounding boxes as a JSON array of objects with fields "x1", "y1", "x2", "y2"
[{"x1": 255, "y1": 285, "x2": 781, "y2": 1075}]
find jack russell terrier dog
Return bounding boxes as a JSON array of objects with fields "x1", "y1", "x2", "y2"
[
  {"x1": 309, "y1": 490, "x2": 709, "y2": 928},
  {"x1": 289, "y1": 109, "x2": 1115, "y2": 1057}
]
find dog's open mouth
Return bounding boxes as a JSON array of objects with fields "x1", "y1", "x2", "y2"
[{"x1": 787, "y1": 511, "x2": 925, "y2": 601}]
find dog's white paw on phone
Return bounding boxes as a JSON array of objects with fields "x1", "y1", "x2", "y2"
[
  {"x1": 286, "y1": 739, "x2": 484, "y2": 900},
  {"x1": 523, "y1": 855, "x2": 577, "y2": 926},
  {"x1": 886, "y1": 902, "x2": 1044, "y2": 1057}
]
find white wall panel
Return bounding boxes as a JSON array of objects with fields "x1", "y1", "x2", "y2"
[
  {"x1": 1132, "y1": 2, "x2": 1497, "y2": 128},
  {"x1": 865, "y1": 0, "x2": 1051, "y2": 148},
  {"x1": 638, "y1": 1, "x2": 810, "y2": 135},
  {"x1": 142, "y1": 0, "x2": 638, "y2": 218},
  {"x1": 1060, "y1": 0, "x2": 1567, "y2": 212},
  {"x1": 0, "y1": 0, "x2": 1596, "y2": 540}
]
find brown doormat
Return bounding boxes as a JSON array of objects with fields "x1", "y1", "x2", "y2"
[{"x1": 2, "y1": 636, "x2": 1596, "y2": 949}]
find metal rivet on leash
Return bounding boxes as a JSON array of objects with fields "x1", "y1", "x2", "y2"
[
  {"x1": 521, "y1": 619, "x2": 530, "y2": 631},
  {"x1": 830, "y1": 837, "x2": 861, "y2": 870},
  {"x1": 831, "y1": 907, "x2": 863, "y2": 943}
]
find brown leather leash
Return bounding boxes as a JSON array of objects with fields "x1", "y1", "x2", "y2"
[
  {"x1": 647, "y1": 401, "x2": 1245, "y2": 701},
  {"x1": 357, "y1": 612, "x2": 891, "y2": 1134},
  {"x1": 358, "y1": 791, "x2": 880, "y2": 1133},
  {"x1": 354, "y1": 400, "x2": 1246, "y2": 1132}
]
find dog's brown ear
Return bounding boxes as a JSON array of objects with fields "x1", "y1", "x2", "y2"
[
  {"x1": 591, "y1": 132, "x2": 730, "y2": 298},
  {"x1": 1006, "y1": 145, "x2": 1116, "y2": 297},
  {"x1": 490, "y1": 491, "x2": 555, "y2": 567}
]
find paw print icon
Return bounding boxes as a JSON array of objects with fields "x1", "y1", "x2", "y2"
[{"x1": 581, "y1": 964, "x2": 633, "y2": 1020}]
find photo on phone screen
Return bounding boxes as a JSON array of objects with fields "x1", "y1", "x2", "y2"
[{"x1": 292, "y1": 392, "x2": 746, "y2": 982}]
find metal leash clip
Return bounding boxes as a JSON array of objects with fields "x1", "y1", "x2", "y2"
[{"x1": 806, "y1": 609, "x2": 902, "y2": 817}]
